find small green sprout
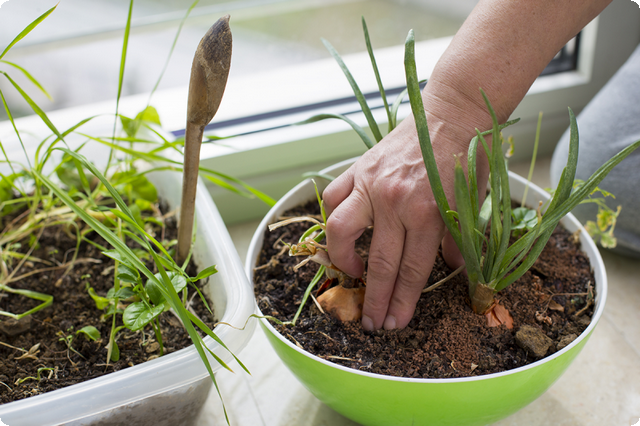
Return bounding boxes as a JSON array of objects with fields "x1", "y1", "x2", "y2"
[
  {"x1": 549, "y1": 180, "x2": 622, "y2": 249},
  {"x1": 511, "y1": 207, "x2": 539, "y2": 238},
  {"x1": 15, "y1": 367, "x2": 55, "y2": 385},
  {"x1": 57, "y1": 327, "x2": 85, "y2": 361},
  {"x1": 0, "y1": 284, "x2": 53, "y2": 320},
  {"x1": 77, "y1": 325, "x2": 100, "y2": 342}
]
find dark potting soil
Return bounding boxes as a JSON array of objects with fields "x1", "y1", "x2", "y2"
[
  {"x1": 0, "y1": 201, "x2": 216, "y2": 404},
  {"x1": 253, "y1": 200, "x2": 596, "y2": 379}
]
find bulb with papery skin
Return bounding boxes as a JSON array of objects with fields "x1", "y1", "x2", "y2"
[{"x1": 317, "y1": 285, "x2": 366, "y2": 322}]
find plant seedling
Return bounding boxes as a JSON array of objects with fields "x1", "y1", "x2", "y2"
[
  {"x1": 276, "y1": 20, "x2": 640, "y2": 328},
  {"x1": 15, "y1": 367, "x2": 55, "y2": 385},
  {"x1": 403, "y1": 29, "x2": 640, "y2": 324},
  {"x1": 268, "y1": 182, "x2": 366, "y2": 323}
]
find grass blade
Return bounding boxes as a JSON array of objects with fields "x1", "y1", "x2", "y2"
[
  {"x1": 453, "y1": 157, "x2": 484, "y2": 284},
  {"x1": 322, "y1": 38, "x2": 383, "y2": 143},
  {"x1": 0, "y1": 4, "x2": 57, "y2": 60},
  {"x1": 1, "y1": 60, "x2": 53, "y2": 100},
  {"x1": 107, "y1": 0, "x2": 134, "y2": 173},
  {"x1": 521, "y1": 112, "x2": 543, "y2": 206},
  {"x1": 296, "y1": 113, "x2": 374, "y2": 149},
  {"x1": 362, "y1": 17, "x2": 391, "y2": 132},
  {"x1": 0, "y1": 72, "x2": 64, "y2": 142}
]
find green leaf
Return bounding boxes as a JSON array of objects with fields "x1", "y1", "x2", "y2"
[
  {"x1": 596, "y1": 207, "x2": 614, "y2": 231},
  {"x1": 511, "y1": 207, "x2": 537, "y2": 231},
  {"x1": 171, "y1": 274, "x2": 188, "y2": 293},
  {"x1": 113, "y1": 287, "x2": 136, "y2": 299},
  {"x1": 135, "y1": 198, "x2": 154, "y2": 212},
  {"x1": 145, "y1": 280, "x2": 164, "y2": 306},
  {"x1": 55, "y1": 152, "x2": 85, "y2": 190},
  {"x1": 295, "y1": 113, "x2": 374, "y2": 150},
  {"x1": 123, "y1": 302, "x2": 165, "y2": 331},
  {"x1": 112, "y1": 170, "x2": 158, "y2": 202},
  {"x1": 77, "y1": 326, "x2": 100, "y2": 341},
  {"x1": 146, "y1": 272, "x2": 188, "y2": 305},
  {"x1": 1, "y1": 72, "x2": 64, "y2": 141},
  {"x1": 0, "y1": 5, "x2": 57, "y2": 60},
  {"x1": 87, "y1": 287, "x2": 110, "y2": 310},
  {"x1": 116, "y1": 264, "x2": 140, "y2": 284},
  {"x1": 1, "y1": 60, "x2": 52, "y2": 100},
  {"x1": 322, "y1": 38, "x2": 383, "y2": 143},
  {"x1": 110, "y1": 341, "x2": 120, "y2": 362},
  {"x1": 599, "y1": 232, "x2": 617, "y2": 249},
  {"x1": 120, "y1": 107, "x2": 162, "y2": 138},
  {"x1": 453, "y1": 156, "x2": 484, "y2": 284},
  {"x1": 193, "y1": 265, "x2": 218, "y2": 281},
  {"x1": 137, "y1": 106, "x2": 161, "y2": 126},
  {"x1": 362, "y1": 16, "x2": 392, "y2": 133},
  {"x1": 404, "y1": 30, "x2": 460, "y2": 249},
  {"x1": 102, "y1": 249, "x2": 135, "y2": 268}
]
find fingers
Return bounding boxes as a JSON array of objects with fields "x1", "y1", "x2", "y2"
[
  {"x1": 363, "y1": 206, "x2": 445, "y2": 330},
  {"x1": 384, "y1": 221, "x2": 444, "y2": 329},
  {"x1": 323, "y1": 167, "x2": 354, "y2": 217},
  {"x1": 360, "y1": 214, "x2": 405, "y2": 330},
  {"x1": 442, "y1": 230, "x2": 465, "y2": 272},
  {"x1": 324, "y1": 170, "x2": 369, "y2": 279}
]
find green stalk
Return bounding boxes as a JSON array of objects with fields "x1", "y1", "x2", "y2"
[
  {"x1": 522, "y1": 112, "x2": 543, "y2": 206},
  {"x1": 322, "y1": 38, "x2": 383, "y2": 143},
  {"x1": 362, "y1": 17, "x2": 392, "y2": 132},
  {"x1": 106, "y1": 0, "x2": 134, "y2": 175}
]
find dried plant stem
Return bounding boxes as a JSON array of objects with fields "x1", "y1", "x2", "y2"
[{"x1": 422, "y1": 265, "x2": 465, "y2": 293}]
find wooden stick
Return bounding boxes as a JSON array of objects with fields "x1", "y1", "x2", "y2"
[{"x1": 177, "y1": 15, "x2": 232, "y2": 265}]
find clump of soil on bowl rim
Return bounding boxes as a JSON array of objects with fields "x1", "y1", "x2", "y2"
[
  {"x1": 0, "y1": 200, "x2": 216, "y2": 403},
  {"x1": 253, "y1": 200, "x2": 595, "y2": 379}
]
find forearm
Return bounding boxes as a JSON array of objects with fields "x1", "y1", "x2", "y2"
[{"x1": 423, "y1": 0, "x2": 612, "y2": 149}]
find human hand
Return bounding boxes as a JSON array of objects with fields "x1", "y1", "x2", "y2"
[{"x1": 323, "y1": 96, "x2": 489, "y2": 331}]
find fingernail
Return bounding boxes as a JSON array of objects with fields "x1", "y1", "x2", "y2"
[
  {"x1": 383, "y1": 315, "x2": 397, "y2": 330},
  {"x1": 362, "y1": 315, "x2": 374, "y2": 331}
]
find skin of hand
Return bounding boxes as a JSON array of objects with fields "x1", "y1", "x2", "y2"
[{"x1": 322, "y1": 0, "x2": 612, "y2": 331}]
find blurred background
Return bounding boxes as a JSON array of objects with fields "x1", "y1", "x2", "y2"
[{"x1": 0, "y1": 0, "x2": 472, "y2": 120}]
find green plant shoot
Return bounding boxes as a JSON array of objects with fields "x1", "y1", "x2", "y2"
[{"x1": 404, "y1": 29, "x2": 640, "y2": 316}]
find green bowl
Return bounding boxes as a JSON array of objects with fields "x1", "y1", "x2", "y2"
[{"x1": 247, "y1": 158, "x2": 606, "y2": 426}]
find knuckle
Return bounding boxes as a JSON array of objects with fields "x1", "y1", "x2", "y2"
[
  {"x1": 367, "y1": 252, "x2": 398, "y2": 281},
  {"x1": 363, "y1": 294, "x2": 389, "y2": 319},
  {"x1": 396, "y1": 258, "x2": 429, "y2": 286},
  {"x1": 376, "y1": 181, "x2": 409, "y2": 205}
]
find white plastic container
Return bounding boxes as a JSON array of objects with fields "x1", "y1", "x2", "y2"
[{"x1": 0, "y1": 171, "x2": 256, "y2": 426}]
